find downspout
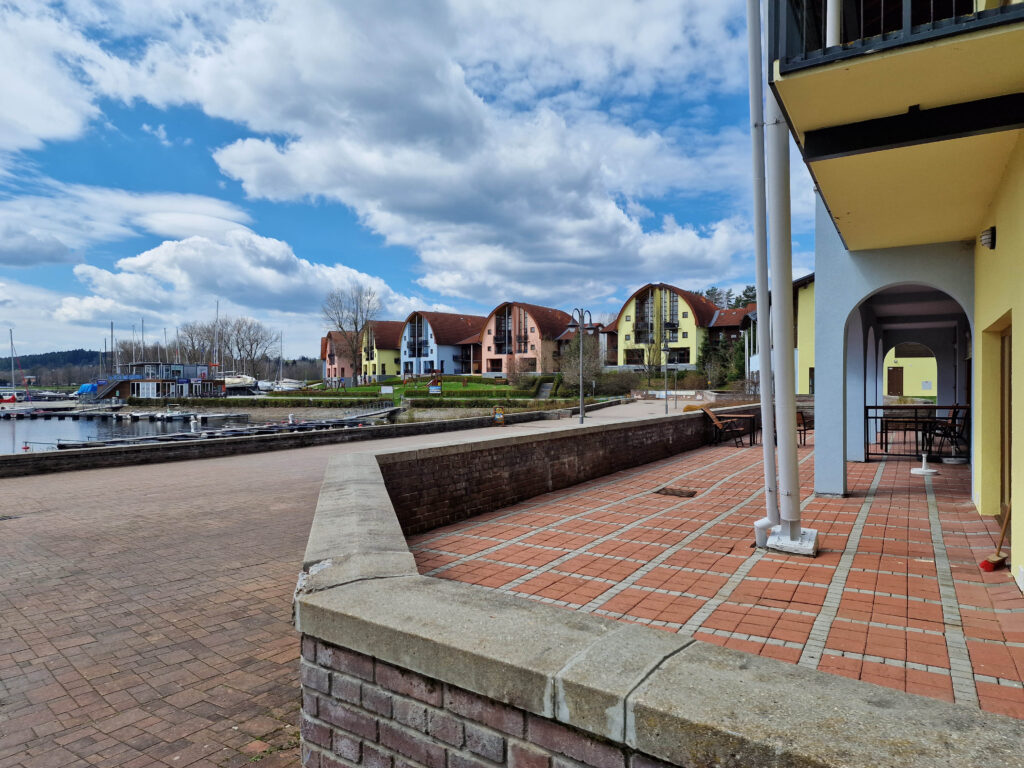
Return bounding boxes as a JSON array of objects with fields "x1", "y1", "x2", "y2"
[
  {"x1": 747, "y1": 0, "x2": 780, "y2": 547},
  {"x1": 766, "y1": 88, "x2": 818, "y2": 554}
]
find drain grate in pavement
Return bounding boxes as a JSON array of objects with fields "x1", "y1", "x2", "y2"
[
  {"x1": 0, "y1": 515, "x2": 19, "y2": 521},
  {"x1": 654, "y1": 487, "x2": 697, "y2": 498}
]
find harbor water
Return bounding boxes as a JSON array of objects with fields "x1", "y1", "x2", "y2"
[{"x1": 0, "y1": 415, "x2": 250, "y2": 455}]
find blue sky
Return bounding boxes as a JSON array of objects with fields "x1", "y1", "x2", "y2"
[{"x1": 0, "y1": 0, "x2": 814, "y2": 357}]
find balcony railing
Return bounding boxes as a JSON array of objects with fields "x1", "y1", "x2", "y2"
[
  {"x1": 771, "y1": 0, "x2": 1024, "y2": 75},
  {"x1": 406, "y1": 340, "x2": 429, "y2": 357}
]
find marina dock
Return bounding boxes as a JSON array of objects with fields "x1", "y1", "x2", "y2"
[{"x1": 52, "y1": 407, "x2": 402, "y2": 449}]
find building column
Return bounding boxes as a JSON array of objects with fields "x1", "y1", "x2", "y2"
[
  {"x1": 815, "y1": 291, "x2": 849, "y2": 496},
  {"x1": 845, "y1": 312, "x2": 866, "y2": 462}
]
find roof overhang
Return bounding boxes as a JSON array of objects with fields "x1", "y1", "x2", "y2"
[{"x1": 773, "y1": 21, "x2": 1024, "y2": 250}]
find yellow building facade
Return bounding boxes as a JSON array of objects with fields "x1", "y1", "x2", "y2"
[
  {"x1": 795, "y1": 277, "x2": 815, "y2": 395},
  {"x1": 614, "y1": 284, "x2": 714, "y2": 369},
  {"x1": 974, "y1": 132, "x2": 1023, "y2": 556},
  {"x1": 882, "y1": 349, "x2": 938, "y2": 399},
  {"x1": 359, "y1": 320, "x2": 403, "y2": 378}
]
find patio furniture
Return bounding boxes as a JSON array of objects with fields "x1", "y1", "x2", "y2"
[
  {"x1": 796, "y1": 411, "x2": 810, "y2": 446},
  {"x1": 702, "y1": 407, "x2": 746, "y2": 448},
  {"x1": 926, "y1": 405, "x2": 968, "y2": 456}
]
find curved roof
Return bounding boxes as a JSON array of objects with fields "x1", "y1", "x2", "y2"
[
  {"x1": 615, "y1": 283, "x2": 719, "y2": 328},
  {"x1": 404, "y1": 311, "x2": 488, "y2": 346},
  {"x1": 481, "y1": 302, "x2": 573, "y2": 342},
  {"x1": 367, "y1": 320, "x2": 406, "y2": 350}
]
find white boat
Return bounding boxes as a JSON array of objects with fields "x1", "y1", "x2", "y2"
[
  {"x1": 224, "y1": 374, "x2": 257, "y2": 388},
  {"x1": 271, "y1": 378, "x2": 304, "y2": 392}
]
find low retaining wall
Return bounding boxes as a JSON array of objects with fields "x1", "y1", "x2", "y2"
[
  {"x1": 295, "y1": 416, "x2": 1024, "y2": 768},
  {"x1": 377, "y1": 411, "x2": 716, "y2": 534},
  {"x1": 0, "y1": 399, "x2": 627, "y2": 478}
]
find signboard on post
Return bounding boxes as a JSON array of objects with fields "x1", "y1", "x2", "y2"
[
  {"x1": 381, "y1": 385, "x2": 394, "y2": 394},
  {"x1": 428, "y1": 385, "x2": 442, "y2": 395}
]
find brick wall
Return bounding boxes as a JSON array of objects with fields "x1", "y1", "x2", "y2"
[
  {"x1": 300, "y1": 636, "x2": 671, "y2": 768},
  {"x1": 377, "y1": 409, "x2": 758, "y2": 535}
]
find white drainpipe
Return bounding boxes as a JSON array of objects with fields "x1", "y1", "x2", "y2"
[
  {"x1": 747, "y1": 0, "x2": 780, "y2": 547},
  {"x1": 766, "y1": 89, "x2": 818, "y2": 555},
  {"x1": 826, "y1": 0, "x2": 842, "y2": 48}
]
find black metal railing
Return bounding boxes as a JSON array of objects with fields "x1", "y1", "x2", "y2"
[
  {"x1": 771, "y1": 0, "x2": 1024, "y2": 74},
  {"x1": 864, "y1": 404, "x2": 969, "y2": 460},
  {"x1": 405, "y1": 340, "x2": 429, "y2": 357}
]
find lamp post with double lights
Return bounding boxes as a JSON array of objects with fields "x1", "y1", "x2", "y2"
[
  {"x1": 662, "y1": 339, "x2": 670, "y2": 415},
  {"x1": 566, "y1": 309, "x2": 595, "y2": 424}
]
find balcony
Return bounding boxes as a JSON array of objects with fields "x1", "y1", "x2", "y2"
[
  {"x1": 771, "y1": 1, "x2": 1024, "y2": 75},
  {"x1": 405, "y1": 340, "x2": 429, "y2": 357},
  {"x1": 769, "y1": 0, "x2": 1024, "y2": 251}
]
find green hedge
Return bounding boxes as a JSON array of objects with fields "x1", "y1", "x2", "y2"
[
  {"x1": 269, "y1": 391, "x2": 388, "y2": 399},
  {"x1": 402, "y1": 387, "x2": 533, "y2": 399},
  {"x1": 405, "y1": 398, "x2": 590, "y2": 409}
]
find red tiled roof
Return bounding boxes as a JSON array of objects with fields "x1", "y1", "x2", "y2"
[
  {"x1": 321, "y1": 330, "x2": 348, "y2": 360},
  {"x1": 406, "y1": 312, "x2": 488, "y2": 346},
  {"x1": 455, "y1": 334, "x2": 483, "y2": 347},
  {"x1": 481, "y1": 302, "x2": 573, "y2": 342},
  {"x1": 600, "y1": 318, "x2": 618, "y2": 333},
  {"x1": 368, "y1": 320, "x2": 405, "y2": 350},
  {"x1": 556, "y1": 322, "x2": 603, "y2": 342},
  {"x1": 615, "y1": 283, "x2": 719, "y2": 328},
  {"x1": 709, "y1": 307, "x2": 753, "y2": 329}
]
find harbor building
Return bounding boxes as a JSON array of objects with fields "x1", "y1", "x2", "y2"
[
  {"x1": 478, "y1": 302, "x2": 572, "y2": 377},
  {"x1": 399, "y1": 311, "x2": 487, "y2": 377},
  {"x1": 611, "y1": 283, "x2": 718, "y2": 371},
  {"x1": 320, "y1": 330, "x2": 358, "y2": 387},
  {"x1": 359, "y1": 320, "x2": 404, "y2": 379}
]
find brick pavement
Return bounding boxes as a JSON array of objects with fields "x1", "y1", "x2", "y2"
[
  {"x1": 410, "y1": 435, "x2": 1024, "y2": 719},
  {"x1": 0, "y1": 400, "x2": 666, "y2": 768},
  {"x1": 0, "y1": 447, "x2": 346, "y2": 768}
]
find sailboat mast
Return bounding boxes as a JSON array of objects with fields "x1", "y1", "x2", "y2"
[{"x1": 9, "y1": 329, "x2": 13, "y2": 390}]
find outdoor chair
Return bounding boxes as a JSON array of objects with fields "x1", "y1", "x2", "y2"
[
  {"x1": 702, "y1": 406, "x2": 745, "y2": 448},
  {"x1": 926, "y1": 406, "x2": 967, "y2": 456},
  {"x1": 796, "y1": 411, "x2": 810, "y2": 446}
]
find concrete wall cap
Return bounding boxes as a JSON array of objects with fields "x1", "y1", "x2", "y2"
[
  {"x1": 627, "y1": 640, "x2": 1024, "y2": 768},
  {"x1": 296, "y1": 575, "x2": 622, "y2": 718}
]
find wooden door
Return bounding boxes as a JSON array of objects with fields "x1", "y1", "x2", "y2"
[{"x1": 887, "y1": 366, "x2": 904, "y2": 397}]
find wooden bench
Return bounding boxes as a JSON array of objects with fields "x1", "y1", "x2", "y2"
[{"x1": 701, "y1": 407, "x2": 746, "y2": 448}]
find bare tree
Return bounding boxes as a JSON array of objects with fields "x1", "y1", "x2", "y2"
[
  {"x1": 229, "y1": 317, "x2": 278, "y2": 375},
  {"x1": 558, "y1": 332, "x2": 602, "y2": 394},
  {"x1": 321, "y1": 284, "x2": 382, "y2": 371}
]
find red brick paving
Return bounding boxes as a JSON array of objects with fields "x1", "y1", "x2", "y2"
[
  {"x1": 410, "y1": 435, "x2": 1024, "y2": 719},
  {"x1": 0, "y1": 447, "x2": 347, "y2": 768}
]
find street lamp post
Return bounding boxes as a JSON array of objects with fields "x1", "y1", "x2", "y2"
[
  {"x1": 662, "y1": 340, "x2": 670, "y2": 415},
  {"x1": 566, "y1": 308, "x2": 594, "y2": 424}
]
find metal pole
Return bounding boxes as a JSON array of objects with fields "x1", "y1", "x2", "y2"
[
  {"x1": 578, "y1": 315, "x2": 585, "y2": 424},
  {"x1": 766, "y1": 89, "x2": 816, "y2": 554},
  {"x1": 664, "y1": 355, "x2": 669, "y2": 415},
  {"x1": 747, "y1": 0, "x2": 781, "y2": 547},
  {"x1": 826, "y1": 0, "x2": 841, "y2": 46}
]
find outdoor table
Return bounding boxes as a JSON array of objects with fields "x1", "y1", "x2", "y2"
[{"x1": 726, "y1": 413, "x2": 759, "y2": 447}]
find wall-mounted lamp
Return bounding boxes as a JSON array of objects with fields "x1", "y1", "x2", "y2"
[{"x1": 979, "y1": 226, "x2": 996, "y2": 250}]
